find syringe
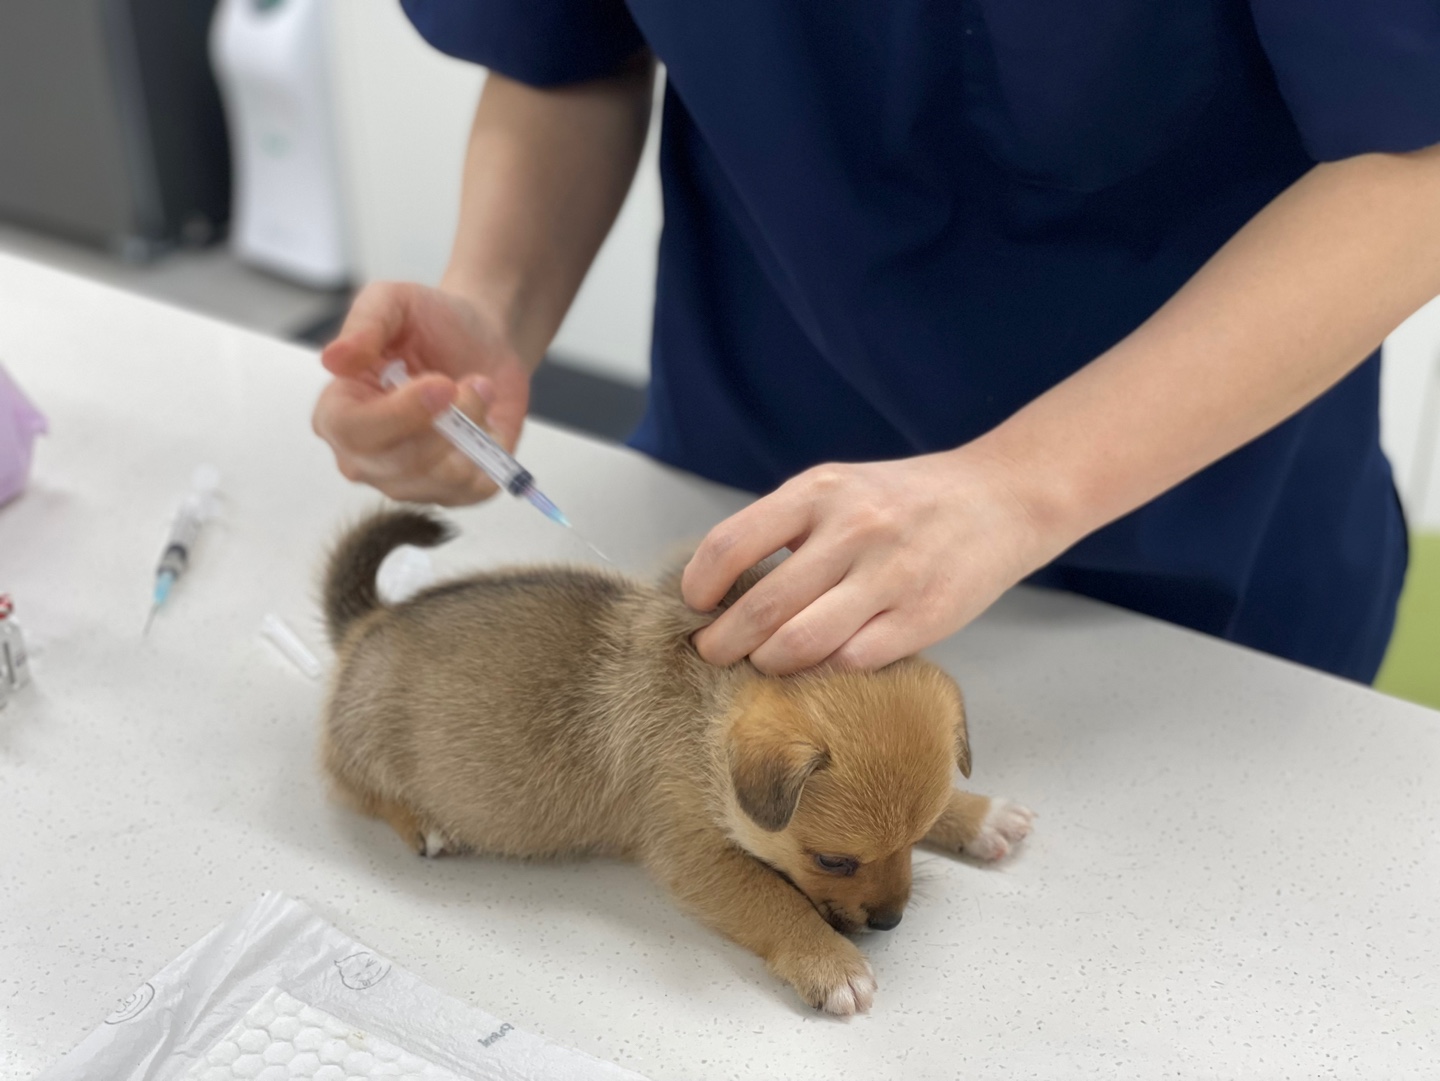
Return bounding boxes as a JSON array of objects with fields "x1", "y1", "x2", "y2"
[
  {"x1": 144, "y1": 466, "x2": 220, "y2": 634},
  {"x1": 379, "y1": 360, "x2": 571, "y2": 527}
]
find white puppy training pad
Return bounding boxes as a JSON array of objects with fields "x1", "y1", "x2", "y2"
[
  {"x1": 38, "y1": 892, "x2": 646, "y2": 1081},
  {"x1": 183, "y1": 988, "x2": 463, "y2": 1081}
]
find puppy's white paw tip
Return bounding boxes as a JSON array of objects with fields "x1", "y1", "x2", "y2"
[
  {"x1": 422, "y1": 829, "x2": 449, "y2": 858},
  {"x1": 964, "y1": 798, "x2": 1035, "y2": 862},
  {"x1": 820, "y1": 964, "x2": 877, "y2": 1017}
]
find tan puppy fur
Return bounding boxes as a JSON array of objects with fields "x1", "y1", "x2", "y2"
[{"x1": 319, "y1": 509, "x2": 1033, "y2": 1015}]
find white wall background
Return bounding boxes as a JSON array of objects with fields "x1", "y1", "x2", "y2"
[
  {"x1": 1379, "y1": 295, "x2": 1440, "y2": 529},
  {"x1": 324, "y1": 1, "x2": 1440, "y2": 526},
  {"x1": 326, "y1": 0, "x2": 658, "y2": 387}
]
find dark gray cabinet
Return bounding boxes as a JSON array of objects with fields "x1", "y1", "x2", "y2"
[{"x1": 0, "y1": 0, "x2": 230, "y2": 259}]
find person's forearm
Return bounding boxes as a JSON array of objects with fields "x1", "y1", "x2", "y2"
[
  {"x1": 440, "y1": 58, "x2": 655, "y2": 369},
  {"x1": 973, "y1": 143, "x2": 1440, "y2": 559}
]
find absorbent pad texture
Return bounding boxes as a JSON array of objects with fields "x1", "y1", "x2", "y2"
[{"x1": 184, "y1": 986, "x2": 465, "y2": 1081}]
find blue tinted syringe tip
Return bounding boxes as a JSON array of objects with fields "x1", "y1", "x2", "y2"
[
  {"x1": 144, "y1": 569, "x2": 176, "y2": 635},
  {"x1": 523, "y1": 487, "x2": 570, "y2": 528}
]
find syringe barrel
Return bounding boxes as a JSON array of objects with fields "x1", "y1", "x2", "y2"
[
  {"x1": 156, "y1": 493, "x2": 205, "y2": 574},
  {"x1": 380, "y1": 360, "x2": 532, "y2": 494},
  {"x1": 156, "y1": 544, "x2": 188, "y2": 579},
  {"x1": 432, "y1": 408, "x2": 529, "y2": 493},
  {"x1": 173, "y1": 494, "x2": 206, "y2": 544},
  {"x1": 379, "y1": 360, "x2": 568, "y2": 520}
]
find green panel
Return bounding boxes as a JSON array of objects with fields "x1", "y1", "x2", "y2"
[{"x1": 1375, "y1": 532, "x2": 1440, "y2": 710}]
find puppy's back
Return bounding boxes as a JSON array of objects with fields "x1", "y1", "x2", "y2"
[{"x1": 322, "y1": 510, "x2": 669, "y2": 855}]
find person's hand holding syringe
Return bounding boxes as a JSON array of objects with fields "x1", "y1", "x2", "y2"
[
  {"x1": 312, "y1": 285, "x2": 611, "y2": 558},
  {"x1": 313, "y1": 284, "x2": 539, "y2": 508}
]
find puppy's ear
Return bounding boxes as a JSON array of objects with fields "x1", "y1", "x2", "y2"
[
  {"x1": 933, "y1": 668, "x2": 972, "y2": 778},
  {"x1": 727, "y1": 684, "x2": 828, "y2": 831},
  {"x1": 954, "y1": 687, "x2": 972, "y2": 778}
]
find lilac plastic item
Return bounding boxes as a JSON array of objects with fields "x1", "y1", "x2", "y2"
[{"x1": 0, "y1": 363, "x2": 47, "y2": 506}]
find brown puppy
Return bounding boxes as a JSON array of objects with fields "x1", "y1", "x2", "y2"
[{"x1": 320, "y1": 509, "x2": 1033, "y2": 1015}]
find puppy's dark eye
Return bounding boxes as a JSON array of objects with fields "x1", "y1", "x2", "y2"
[{"x1": 813, "y1": 854, "x2": 858, "y2": 877}]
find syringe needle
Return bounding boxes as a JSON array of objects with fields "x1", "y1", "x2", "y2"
[{"x1": 143, "y1": 604, "x2": 157, "y2": 636}]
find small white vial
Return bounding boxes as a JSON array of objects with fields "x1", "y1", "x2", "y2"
[{"x1": 0, "y1": 594, "x2": 29, "y2": 692}]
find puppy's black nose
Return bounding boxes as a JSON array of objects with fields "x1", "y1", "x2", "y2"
[{"x1": 867, "y1": 910, "x2": 902, "y2": 931}]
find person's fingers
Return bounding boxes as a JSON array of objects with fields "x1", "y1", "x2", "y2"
[
  {"x1": 333, "y1": 419, "x2": 501, "y2": 505},
  {"x1": 321, "y1": 282, "x2": 413, "y2": 378},
  {"x1": 691, "y1": 545, "x2": 849, "y2": 667},
  {"x1": 823, "y1": 610, "x2": 917, "y2": 672},
  {"x1": 318, "y1": 375, "x2": 456, "y2": 456},
  {"x1": 376, "y1": 450, "x2": 499, "y2": 505},
  {"x1": 314, "y1": 367, "x2": 521, "y2": 505},
  {"x1": 452, "y1": 375, "x2": 493, "y2": 431},
  {"x1": 375, "y1": 377, "x2": 503, "y2": 501},
  {"x1": 745, "y1": 579, "x2": 883, "y2": 676},
  {"x1": 352, "y1": 427, "x2": 455, "y2": 483},
  {"x1": 423, "y1": 440, "x2": 501, "y2": 503},
  {"x1": 683, "y1": 495, "x2": 814, "y2": 612},
  {"x1": 473, "y1": 367, "x2": 530, "y2": 451},
  {"x1": 440, "y1": 455, "x2": 503, "y2": 505},
  {"x1": 313, "y1": 379, "x2": 388, "y2": 479},
  {"x1": 312, "y1": 376, "x2": 367, "y2": 439},
  {"x1": 463, "y1": 374, "x2": 497, "y2": 407}
]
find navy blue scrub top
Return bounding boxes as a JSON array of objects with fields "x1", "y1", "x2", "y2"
[{"x1": 401, "y1": 0, "x2": 1440, "y2": 683}]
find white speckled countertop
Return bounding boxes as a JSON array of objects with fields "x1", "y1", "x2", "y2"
[{"x1": 1, "y1": 254, "x2": 1437, "y2": 1080}]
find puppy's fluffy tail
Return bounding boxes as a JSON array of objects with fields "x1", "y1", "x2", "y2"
[{"x1": 322, "y1": 508, "x2": 453, "y2": 647}]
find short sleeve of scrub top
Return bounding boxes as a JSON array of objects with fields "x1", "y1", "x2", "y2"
[
  {"x1": 402, "y1": 1, "x2": 1440, "y2": 686},
  {"x1": 400, "y1": 0, "x2": 646, "y2": 85},
  {"x1": 1250, "y1": 0, "x2": 1440, "y2": 159}
]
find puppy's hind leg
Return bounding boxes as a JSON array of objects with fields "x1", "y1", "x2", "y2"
[
  {"x1": 336, "y1": 779, "x2": 455, "y2": 858},
  {"x1": 374, "y1": 796, "x2": 456, "y2": 858},
  {"x1": 925, "y1": 790, "x2": 1034, "y2": 862}
]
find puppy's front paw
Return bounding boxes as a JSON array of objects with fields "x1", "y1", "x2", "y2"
[
  {"x1": 963, "y1": 798, "x2": 1035, "y2": 862},
  {"x1": 771, "y1": 939, "x2": 877, "y2": 1017}
]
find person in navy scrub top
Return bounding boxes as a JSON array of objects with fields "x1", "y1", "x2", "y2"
[{"x1": 313, "y1": 2, "x2": 1440, "y2": 684}]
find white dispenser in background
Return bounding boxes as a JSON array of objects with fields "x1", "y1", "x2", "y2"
[{"x1": 210, "y1": 0, "x2": 350, "y2": 288}]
